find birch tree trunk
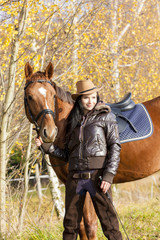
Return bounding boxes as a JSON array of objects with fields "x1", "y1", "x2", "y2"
[
  {"x1": 0, "y1": 0, "x2": 28, "y2": 235},
  {"x1": 39, "y1": 15, "x2": 64, "y2": 218},
  {"x1": 46, "y1": 155, "x2": 64, "y2": 219},
  {"x1": 71, "y1": 0, "x2": 79, "y2": 83},
  {"x1": 156, "y1": 0, "x2": 160, "y2": 20},
  {"x1": 31, "y1": 38, "x2": 43, "y2": 203},
  {"x1": 40, "y1": 14, "x2": 54, "y2": 70},
  {"x1": 18, "y1": 123, "x2": 32, "y2": 232},
  {"x1": 110, "y1": 0, "x2": 146, "y2": 101},
  {"x1": 110, "y1": 0, "x2": 120, "y2": 101},
  {"x1": 35, "y1": 163, "x2": 43, "y2": 202}
]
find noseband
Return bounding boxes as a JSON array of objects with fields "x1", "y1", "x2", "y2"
[{"x1": 24, "y1": 80, "x2": 56, "y2": 134}]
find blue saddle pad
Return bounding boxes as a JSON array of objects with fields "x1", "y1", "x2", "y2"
[{"x1": 118, "y1": 103, "x2": 153, "y2": 143}]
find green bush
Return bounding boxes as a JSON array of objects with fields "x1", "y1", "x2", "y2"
[{"x1": 8, "y1": 145, "x2": 25, "y2": 177}]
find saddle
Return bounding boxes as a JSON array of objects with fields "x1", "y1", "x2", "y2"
[
  {"x1": 107, "y1": 93, "x2": 137, "y2": 133},
  {"x1": 108, "y1": 92, "x2": 135, "y2": 111}
]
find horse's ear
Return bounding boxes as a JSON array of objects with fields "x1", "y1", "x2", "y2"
[
  {"x1": 25, "y1": 62, "x2": 33, "y2": 78},
  {"x1": 45, "y1": 62, "x2": 54, "y2": 79}
]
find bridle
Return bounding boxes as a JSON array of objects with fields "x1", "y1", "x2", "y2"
[
  {"x1": 24, "y1": 79, "x2": 56, "y2": 134},
  {"x1": 24, "y1": 79, "x2": 67, "y2": 167}
]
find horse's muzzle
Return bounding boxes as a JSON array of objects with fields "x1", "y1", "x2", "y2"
[{"x1": 42, "y1": 126, "x2": 58, "y2": 143}]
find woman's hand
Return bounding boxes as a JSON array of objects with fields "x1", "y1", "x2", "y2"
[
  {"x1": 100, "y1": 180, "x2": 111, "y2": 194},
  {"x1": 35, "y1": 136, "x2": 43, "y2": 147}
]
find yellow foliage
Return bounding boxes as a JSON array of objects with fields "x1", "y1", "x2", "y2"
[
  {"x1": 15, "y1": 141, "x2": 23, "y2": 146},
  {"x1": 0, "y1": 0, "x2": 160, "y2": 107}
]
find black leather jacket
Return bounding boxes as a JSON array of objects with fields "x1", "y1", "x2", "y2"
[{"x1": 42, "y1": 103, "x2": 121, "y2": 183}]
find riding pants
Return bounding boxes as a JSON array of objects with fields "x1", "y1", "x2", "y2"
[{"x1": 63, "y1": 170, "x2": 123, "y2": 240}]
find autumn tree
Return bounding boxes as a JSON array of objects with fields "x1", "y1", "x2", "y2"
[
  {"x1": 0, "y1": 0, "x2": 28, "y2": 235},
  {"x1": 0, "y1": 0, "x2": 160, "y2": 236}
]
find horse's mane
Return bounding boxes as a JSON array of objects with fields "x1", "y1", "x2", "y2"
[{"x1": 54, "y1": 83, "x2": 73, "y2": 105}]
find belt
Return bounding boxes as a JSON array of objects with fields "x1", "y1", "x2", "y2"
[{"x1": 72, "y1": 172, "x2": 92, "y2": 179}]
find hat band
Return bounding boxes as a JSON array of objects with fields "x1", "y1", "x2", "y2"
[{"x1": 79, "y1": 87, "x2": 97, "y2": 94}]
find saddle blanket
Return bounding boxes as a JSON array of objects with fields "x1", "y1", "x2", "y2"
[{"x1": 118, "y1": 103, "x2": 153, "y2": 143}]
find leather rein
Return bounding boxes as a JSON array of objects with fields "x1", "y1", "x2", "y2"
[{"x1": 24, "y1": 79, "x2": 67, "y2": 168}]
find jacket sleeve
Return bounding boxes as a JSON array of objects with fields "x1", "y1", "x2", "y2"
[
  {"x1": 41, "y1": 143, "x2": 69, "y2": 162},
  {"x1": 103, "y1": 112, "x2": 121, "y2": 183}
]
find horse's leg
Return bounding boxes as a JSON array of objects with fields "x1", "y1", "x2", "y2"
[
  {"x1": 79, "y1": 192, "x2": 98, "y2": 240},
  {"x1": 79, "y1": 217, "x2": 89, "y2": 240}
]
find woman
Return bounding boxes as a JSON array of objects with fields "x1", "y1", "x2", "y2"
[{"x1": 36, "y1": 79, "x2": 122, "y2": 240}]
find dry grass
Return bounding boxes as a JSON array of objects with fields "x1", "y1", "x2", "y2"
[{"x1": 3, "y1": 172, "x2": 160, "y2": 239}]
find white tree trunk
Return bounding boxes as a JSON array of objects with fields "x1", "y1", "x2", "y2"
[
  {"x1": 35, "y1": 163, "x2": 42, "y2": 202},
  {"x1": 156, "y1": 0, "x2": 160, "y2": 20},
  {"x1": 72, "y1": 0, "x2": 79, "y2": 82},
  {"x1": 18, "y1": 123, "x2": 32, "y2": 232},
  {"x1": 45, "y1": 155, "x2": 64, "y2": 219},
  {"x1": 40, "y1": 15, "x2": 54, "y2": 70},
  {"x1": 110, "y1": 0, "x2": 146, "y2": 101},
  {"x1": 110, "y1": 0, "x2": 120, "y2": 101},
  {"x1": 39, "y1": 13, "x2": 64, "y2": 218},
  {"x1": 31, "y1": 35, "x2": 43, "y2": 204},
  {"x1": 0, "y1": 1, "x2": 28, "y2": 235}
]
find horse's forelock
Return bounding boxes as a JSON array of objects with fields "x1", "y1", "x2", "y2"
[
  {"x1": 26, "y1": 72, "x2": 47, "y2": 82},
  {"x1": 31, "y1": 71, "x2": 47, "y2": 81}
]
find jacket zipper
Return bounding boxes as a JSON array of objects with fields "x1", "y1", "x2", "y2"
[{"x1": 79, "y1": 115, "x2": 88, "y2": 159}]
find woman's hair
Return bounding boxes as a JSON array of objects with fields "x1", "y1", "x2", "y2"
[{"x1": 65, "y1": 93, "x2": 100, "y2": 141}]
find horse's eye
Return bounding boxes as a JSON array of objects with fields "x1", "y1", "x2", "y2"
[{"x1": 28, "y1": 95, "x2": 33, "y2": 101}]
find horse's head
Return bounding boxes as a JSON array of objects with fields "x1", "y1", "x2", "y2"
[{"x1": 24, "y1": 62, "x2": 58, "y2": 143}]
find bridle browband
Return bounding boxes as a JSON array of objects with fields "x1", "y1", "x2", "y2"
[{"x1": 24, "y1": 79, "x2": 56, "y2": 134}]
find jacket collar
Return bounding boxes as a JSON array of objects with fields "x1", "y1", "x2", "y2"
[
  {"x1": 94, "y1": 102, "x2": 111, "y2": 112},
  {"x1": 83, "y1": 102, "x2": 111, "y2": 119}
]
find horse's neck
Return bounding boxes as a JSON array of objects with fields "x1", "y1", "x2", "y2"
[{"x1": 54, "y1": 97, "x2": 73, "y2": 148}]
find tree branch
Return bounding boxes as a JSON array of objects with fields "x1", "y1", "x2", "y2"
[{"x1": 117, "y1": 0, "x2": 146, "y2": 43}]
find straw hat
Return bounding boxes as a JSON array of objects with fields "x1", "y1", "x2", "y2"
[{"x1": 72, "y1": 79, "x2": 103, "y2": 100}]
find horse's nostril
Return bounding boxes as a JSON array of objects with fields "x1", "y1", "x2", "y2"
[
  {"x1": 44, "y1": 129, "x2": 48, "y2": 138},
  {"x1": 43, "y1": 127, "x2": 58, "y2": 141}
]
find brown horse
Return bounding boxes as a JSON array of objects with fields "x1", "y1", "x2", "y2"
[{"x1": 24, "y1": 62, "x2": 160, "y2": 240}]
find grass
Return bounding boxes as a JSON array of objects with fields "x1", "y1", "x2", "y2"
[
  {"x1": 4, "y1": 173, "x2": 160, "y2": 240},
  {"x1": 119, "y1": 199, "x2": 160, "y2": 240},
  {"x1": 5, "y1": 198, "x2": 160, "y2": 240}
]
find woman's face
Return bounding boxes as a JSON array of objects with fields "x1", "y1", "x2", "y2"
[{"x1": 81, "y1": 92, "x2": 98, "y2": 114}]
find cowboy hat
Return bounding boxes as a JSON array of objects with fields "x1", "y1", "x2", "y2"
[{"x1": 72, "y1": 79, "x2": 103, "y2": 100}]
